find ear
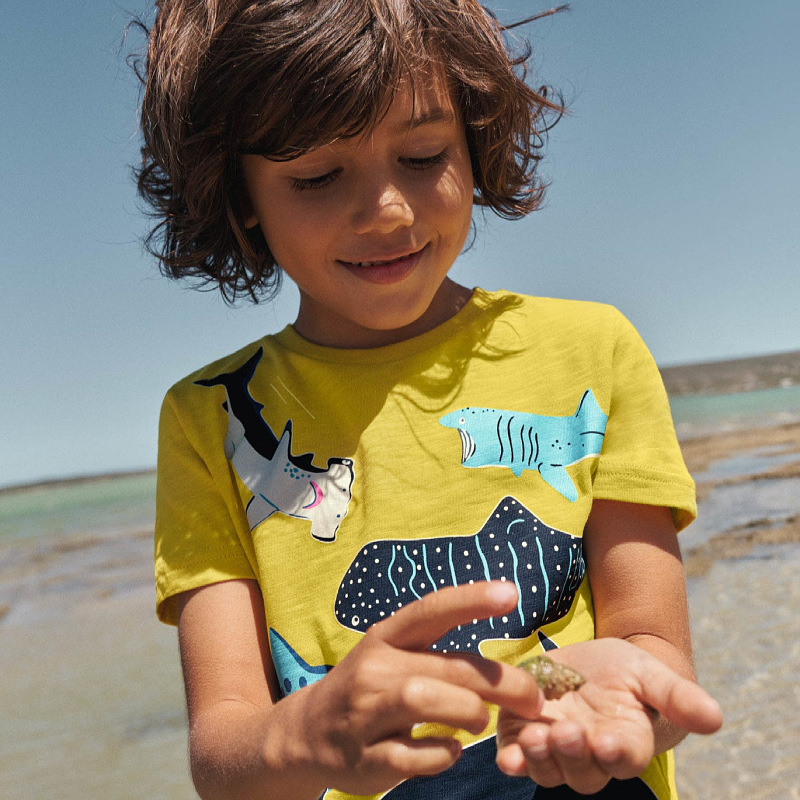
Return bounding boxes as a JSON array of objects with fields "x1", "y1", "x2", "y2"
[{"x1": 239, "y1": 191, "x2": 260, "y2": 230}]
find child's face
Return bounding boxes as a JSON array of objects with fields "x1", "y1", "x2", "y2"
[{"x1": 241, "y1": 71, "x2": 474, "y2": 348}]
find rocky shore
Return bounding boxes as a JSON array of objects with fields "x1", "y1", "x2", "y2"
[{"x1": 2, "y1": 413, "x2": 799, "y2": 798}]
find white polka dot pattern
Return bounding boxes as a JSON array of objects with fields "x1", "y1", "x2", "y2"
[{"x1": 335, "y1": 496, "x2": 585, "y2": 652}]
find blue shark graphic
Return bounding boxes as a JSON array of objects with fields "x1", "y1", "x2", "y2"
[
  {"x1": 269, "y1": 628, "x2": 332, "y2": 698},
  {"x1": 439, "y1": 390, "x2": 608, "y2": 502},
  {"x1": 195, "y1": 348, "x2": 354, "y2": 541},
  {"x1": 335, "y1": 497, "x2": 585, "y2": 652}
]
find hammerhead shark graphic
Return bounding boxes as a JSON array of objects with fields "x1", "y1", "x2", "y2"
[{"x1": 196, "y1": 348, "x2": 354, "y2": 542}]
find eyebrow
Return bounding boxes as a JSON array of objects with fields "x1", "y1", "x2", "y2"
[{"x1": 394, "y1": 108, "x2": 457, "y2": 134}]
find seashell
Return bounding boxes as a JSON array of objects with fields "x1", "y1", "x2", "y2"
[{"x1": 519, "y1": 654, "x2": 586, "y2": 700}]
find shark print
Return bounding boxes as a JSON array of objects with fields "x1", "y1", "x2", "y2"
[
  {"x1": 269, "y1": 628, "x2": 332, "y2": 697},
  {"x1": 439, "y1": 390, "x2": 608, "y2": 502},
  {"x1": 195, "y1": 348, "x2": 355, "y2": 542},
  {"x1": 335, "y1": 497, "x2": 585, "y2": 652}
]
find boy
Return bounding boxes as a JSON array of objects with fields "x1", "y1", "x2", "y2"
[{"x1": 140, "y1": 2, "x2": 722, "y2": 797}]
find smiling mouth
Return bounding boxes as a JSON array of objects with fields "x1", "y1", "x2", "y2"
[
  {"x1": 338, "y1": 246, "x2": 426, "y2": 284},
  {"x1": 353, "y1": 257, "x2": 408, "y2": 267},
  {"x1": 341, "y1": 246, "x2": 425, "y2": 268}
]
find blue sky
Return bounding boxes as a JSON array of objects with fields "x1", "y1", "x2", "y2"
[{"x1": 2, "y1": 0, "x2": 799, "y2": 488}]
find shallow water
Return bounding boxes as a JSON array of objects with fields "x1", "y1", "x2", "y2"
[
  {"x1": 671, "y1": 384, "x2": 800, "y2": 439},
  {"x1": 692, "y1": 443, "x2": 800, "y2": 483},
  {"x1": 679, "y1": 543, "x2": 800, "y2": 799},
  {"x1": 0, "y1": 472, "x2": 156, "y2": 543},
  {"x1": 1, "y1": 410, "x2": 799, "y2": 798},
  {"x1": 681, "y1": 475, "x2": 800, "y2": 550},
  {"x1": 0, "y1": 529, "x2": 192, "y2": 800}
]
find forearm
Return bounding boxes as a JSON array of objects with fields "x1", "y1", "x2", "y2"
[{"x1": 189, "y1": 693, "x2": 327, "y2": 800}]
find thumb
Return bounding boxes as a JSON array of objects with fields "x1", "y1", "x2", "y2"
[{"x1": 638, "y1": 660, "x2": 723, "y2": 735}]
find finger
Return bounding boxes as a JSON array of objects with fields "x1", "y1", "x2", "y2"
[
  {"x1": 435, "y1": 652, "x2": 544, "y2": 718},
  {"x1": 588, "y1": 727, "x2": 652, "y2": 782},
  {"x1": 368, "y1": 675, "x2": 492, "y2": 738},
  {"x1": 369, "y1": 734, "x2": 463, "y2": 779},
  {"x1": 547, "y1": 721, "x2": 612, "y2": 795},
  {"x1": 380, "y1": 647, "x2": 543, "y2": 720},
  {"x1": 636, "y1": 661, "x2": 723, "y2": 735},
  {"x1": 370, "y1": 581, "x2": 520, "y2": 651},
  {"x1": 496, "y1": 709, "x2": 536, "y2": 777},
  {"x1": 514, "y1": 723, "x2": 565, "y2": 788}
]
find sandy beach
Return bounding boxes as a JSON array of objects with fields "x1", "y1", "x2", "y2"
[{"x1": 1, "y1": 420, "x2": 799, "y2": 799}]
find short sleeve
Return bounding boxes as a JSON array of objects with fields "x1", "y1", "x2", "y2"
[
  {"x1": 592, "y1": 310, "x2": 696, "y2": 531},
  {"x1": 154, "y1": 389, "x2": 257, "y2": 625}
]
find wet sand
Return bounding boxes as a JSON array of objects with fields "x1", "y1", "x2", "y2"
[
  {"x1": 1, "y1": 424, "x2": 799, "y2": 798},
  {"x1": 675, "y1": 422, "x2": 800, "y2": 799},
  {"x1": 0, "y1": 528, "x2": 193, "y2": 800}
]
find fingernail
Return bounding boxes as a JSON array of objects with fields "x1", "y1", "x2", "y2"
[
  {"x1": 488, "y1": 581, "x2": 518, "y2": 605},
  {"x1": 525, "y1": 741, "x2": 550, "y2": 760}
]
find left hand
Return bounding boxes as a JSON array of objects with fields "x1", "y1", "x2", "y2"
[{"x1": 495, "y1": 638, "x2": 722, "y2": 795}]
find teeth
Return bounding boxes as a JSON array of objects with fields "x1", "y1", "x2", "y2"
[
  {"x1": 458, "y1": 429, "x2": 475, "y2": 463},
  {"x1": 357, "y1": 257, "x2": 400, "y2": 267}
]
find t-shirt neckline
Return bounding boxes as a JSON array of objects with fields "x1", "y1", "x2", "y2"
[{"x1": 272, "y1": 287, "x2": 498, "y2": 364}]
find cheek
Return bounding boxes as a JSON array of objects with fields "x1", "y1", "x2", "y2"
[
  {"x1": 257, "y1": 201, "x2": 322, "y2": 261},
  {"x1": 437, "y1": 164, "x2": 474, "y2": 236},
  {"x1": 442, "y1": 148, "x2": 474, "y2": 207}
]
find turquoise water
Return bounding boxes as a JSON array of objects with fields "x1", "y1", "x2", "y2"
[
  {"x1": 1, "y1": 388, "x2": 798, "y2": 800},
  {"x1": 2, "y1": 384, "x2": 799, "y2": 545},
  {"x1": 670, "y1": 384, "x2": 800, "y2": 438},
  {"x1": 0, "y1": 472, "x2": 156, "y2": 543}
]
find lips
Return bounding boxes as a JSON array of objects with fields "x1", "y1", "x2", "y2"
[
  {"x1": 352, "y1": 256, "x2": 409, "y2": 267},
  {"x1": 341, "y1": 245, "x2": 424, "y2": 267},
  {"x1": 338, "y1": 245, "x2": 426, "y2": 285}
]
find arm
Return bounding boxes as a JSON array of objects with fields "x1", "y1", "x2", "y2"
[
  {"x1": 177, "y1": 579, "x2": 546, "y2": 800},
  {"x1": 495, "y1": 500, "x2": 722, "y2": 793},
  {"x1": 586, "y1": 499, "x2": 700, "y2": 752}
]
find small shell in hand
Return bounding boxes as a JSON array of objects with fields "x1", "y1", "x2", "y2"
[{"x1": 519, "y1": 655, "x2": 586, "y2": 700}]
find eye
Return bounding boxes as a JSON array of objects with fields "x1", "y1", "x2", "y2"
[
  {"x1": 289, "y1": 167, "x2": 342, "y2": 192},
  {"x1": 401, "y1": 150, "x2": 449, "y2": 170}
]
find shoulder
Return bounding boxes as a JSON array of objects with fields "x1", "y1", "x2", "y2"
[
  {"x1": 477, "y1": 289, "x2": 633, "y2": 349},
  {"x1": 164, "y1": 334, "x2": 283, "y2": 407}
]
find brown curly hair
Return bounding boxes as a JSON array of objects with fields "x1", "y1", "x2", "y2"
[{"x1": 136, "y1": 1, "x2": 565, "y2": 302}]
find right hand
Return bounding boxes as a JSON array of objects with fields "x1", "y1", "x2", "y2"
[{"x1": 290, "y1": 581, "x2": 545, "y2": 796}]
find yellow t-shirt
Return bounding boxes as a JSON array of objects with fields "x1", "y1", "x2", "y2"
[{"x1": 155, "y1": 289, "x2": 695, "y2": 800}]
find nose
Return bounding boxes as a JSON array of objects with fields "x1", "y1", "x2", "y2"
[{"x1": 350, "y1": 176, "x2": 415, "y2": 235}]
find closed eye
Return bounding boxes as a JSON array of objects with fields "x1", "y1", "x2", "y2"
[
  {"x1": 402, "y1": 150, "x2": 449, "y2": 170},
  {"x1": 290, "y1": 167, "x2": 342, "y2": 192},
  {"x1": 289, "y1": 149, "x2": 448, "y2": 191}
]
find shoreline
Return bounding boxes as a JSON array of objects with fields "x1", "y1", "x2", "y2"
[
  {"x1": 2, "y1": 419, "x2": 799, "y2": 798},
  {"x1": 4, "y1": 423, "x2": 800, "y2": 574},
  {"x1": 0, "y1": 467, "x2": 157, "y2": 497},
  {"x1": 678, "y1": 421, "x2": 800, "y2": 575}
]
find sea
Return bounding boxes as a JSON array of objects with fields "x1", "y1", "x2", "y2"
[
  {"x1": 1, "y1": 384, "x2": 799, "y2": 799},
  {"x1": 2, "y1": 383, "x2": 800, "y2": 546}
]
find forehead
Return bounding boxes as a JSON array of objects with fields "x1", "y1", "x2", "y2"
[
  {"x1": 376, "y1": 69, "x2": 459, "y2": 131},
  {"x1": 240, "y1": 32, "x2": 463, "y2": 159}
]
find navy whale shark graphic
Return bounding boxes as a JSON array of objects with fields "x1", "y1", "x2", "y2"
[
  {"x1": 335, "y1": 497, "x2": 585, "y2": 652},
  {"x1": 195, "y1": 348, "x2": 354, "y2": 542},
  {"x1": 439, "y1": 390, "x2": 608, "y2": 502}
]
